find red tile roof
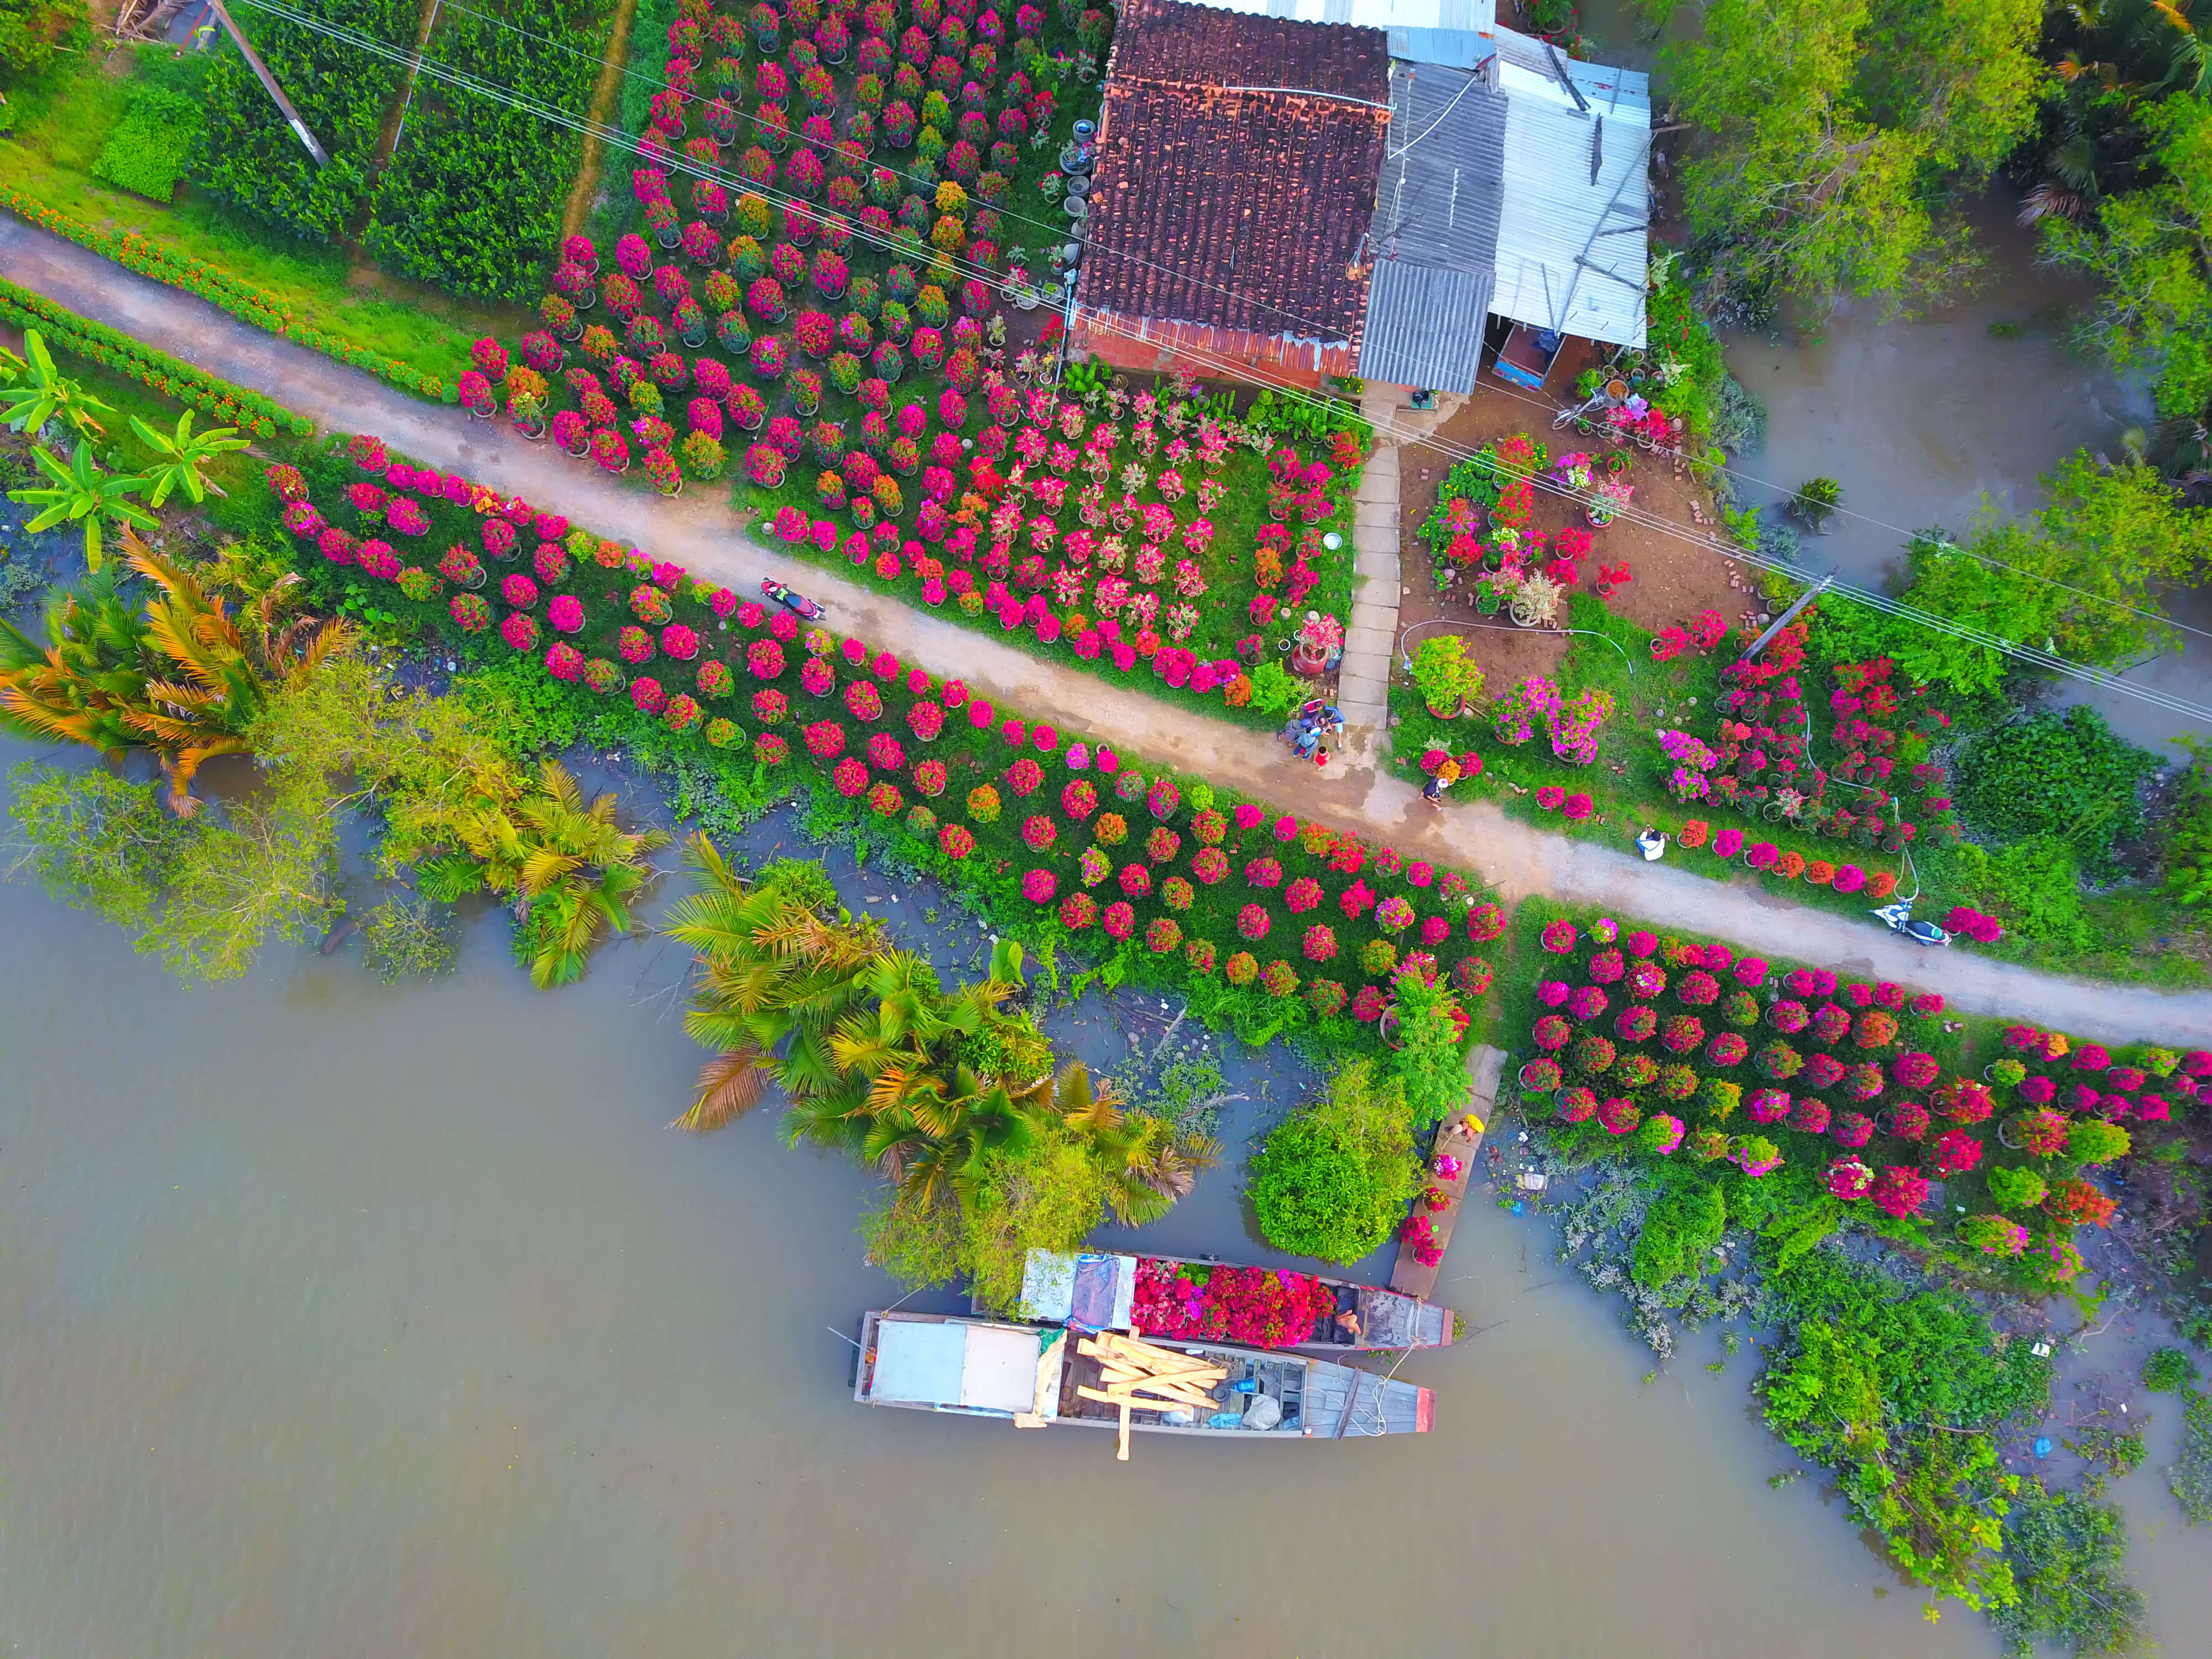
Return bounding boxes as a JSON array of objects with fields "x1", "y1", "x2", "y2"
[{"x1": 1078, "y1": 0, "x2": 1390, "y2": 351}]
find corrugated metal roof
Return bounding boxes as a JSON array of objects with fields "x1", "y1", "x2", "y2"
[
  {"x1": 1485, "y1": 38, "x2": 1650, "y2": 347},
  {"x1": 1357, "y1": 60, "x2": 1503, "y2": 390},
  {"x1": 1199, "y1": 0, "x2": 1497, "y2": 30},
  {"x1": 1359, "y1": 261, "x2": 1493, "y2": 389},
  {"x1": 1490, "y1": 24, "x2": 1648, "y2": 108},
  {"x1": 1385, "y1": 24, "x2": 1496, "y2": 67}
]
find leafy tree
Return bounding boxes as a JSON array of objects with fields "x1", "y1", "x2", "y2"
[
  {"x1": 134, "y1": 770, "x2": 342, "y2": 983},
  {"x1": 2, "y1": 759, "x2": 189, "y2": 930},
  {"x1": 413, "y1": 758, "x2": 669, "y2": 989},
  {"x1": 0, "y1": 534, "x2": 352, "y2": 810},
  {"x1": 2039, "y1": 86, "x2": 2212, "y2": 421},
  {"x1": 0, "y1": 0, "x2": 82, "y2": 84},
  {"x1": 1390, "y1": 967, "x2": 1470, "y2": 1126},
  {"x1": 1759, "y1": 1247, "x2": 2053, "y2": 1613},
  {"x1": 1632, "y1": 1176, "x2": 1727, "y2": 1292},
  {"x1": 1249, "y1": 1058, "x2": 1417, "y2": 1263},
  {"x1": 1666, "y1": 0, "x2": 2042, "y2": 311}
]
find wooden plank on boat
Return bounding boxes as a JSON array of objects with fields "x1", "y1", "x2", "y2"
[{"x1": 1332, "y1": 1369, "x2": 1363, "y2": 1439}]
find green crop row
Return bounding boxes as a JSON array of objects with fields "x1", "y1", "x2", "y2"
[{"x1": 0, "y1": 276, "x2": 314, "y2": 440}]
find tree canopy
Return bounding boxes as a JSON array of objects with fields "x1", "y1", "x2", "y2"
[{"x1": 1666, "y1": 0, "x2": 2044, "y2": 311}]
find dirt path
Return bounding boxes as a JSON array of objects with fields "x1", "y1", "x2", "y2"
[
  {"x1": 561, "y1": 0, "x2": 639, "y2": 246},
  {"x1": 8, "y1": 215, "x2": 2209, "y2": 1043}
]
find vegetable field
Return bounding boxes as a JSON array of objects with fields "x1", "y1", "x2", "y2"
[
  {"x1": 366, "y1": 0, "x2": 614, "y2": 302},
  {"x1": 190, "y1": 0, "x2": 419, "y2": 241}
]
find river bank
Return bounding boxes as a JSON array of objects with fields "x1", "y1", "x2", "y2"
[{"x1": 4, "y1": 738, "x2": 2208, "y2": 1656}]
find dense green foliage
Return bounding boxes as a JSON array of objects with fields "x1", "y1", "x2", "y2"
[
  {"x1": 1987, "y1": 1483, "x2": 2145, "y2": 1658},
  {"x1": 1248, "y1": 1060, "x2": 1418, "y2": 1264},
  {"x1": 190, "y1": 0, "x2": 417, "y2": 242},
  {"x1": 365, "y1": 0, "x2": 609, "y2": 301},
  {"x1": 90, "y1": 83, "x2": 203, "y2": 204},
  {"x1": 1665, "y1": 0, "x2": 2043, "y2": 311},
  {"x1": 1956, "y1": 706, "x2": 2160, "y2": 878},
  {"x1": 2175, "y1": 1389, "x2": 2212, "y2": 1525},
  {"x1": 1632, "y1": 1173, "x2": 1726, "y2": 1291},
  {"x1": 0, "y1": 0, "x2": 82, "y2": 88},
  {"x1": 2163, "y1": 738, "x2": 2212, "y2": 912},
  {"x1": 1388, "y1": 966, "x2": 1472, "y2": 1126},
  {"x1": 1759, "y1": 1247, "x2": 2052, "y2": 1610},
  {"x1": 2143, "y1": 1345, "x2": 2200, "y2": 1393}
]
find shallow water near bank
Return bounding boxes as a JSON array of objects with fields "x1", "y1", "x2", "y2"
[
  {"x1": 1, "y1": 750, "x2": 2205, "y2": 1657},
  {"x1": 1718, "y1": 196, "x2": 2212, "y2": 755}
]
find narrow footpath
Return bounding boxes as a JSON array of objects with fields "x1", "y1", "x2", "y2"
[{"x1": 6, "y1": 215, "x2": 2208, "y2": 1042}]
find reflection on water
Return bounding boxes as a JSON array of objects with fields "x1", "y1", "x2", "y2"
[
  {"x1": 1721, "y1": 194, "x2": 2212, "y2": 755},
  {"x1": 1, "y1": 752, "x2": 2204, "y2": 1657}
]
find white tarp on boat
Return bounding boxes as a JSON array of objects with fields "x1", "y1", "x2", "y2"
[{"x1": 872, "y1": 1321, "x2": 1047, "y2": 1413}]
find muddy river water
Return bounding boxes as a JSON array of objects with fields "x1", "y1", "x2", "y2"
[
  {"x1": 1719, "y1": 197, "x2": 2210, "y2": 757},
  {"x1": 3, "y1": 747, "x2": 2208, "y2": 1657}
]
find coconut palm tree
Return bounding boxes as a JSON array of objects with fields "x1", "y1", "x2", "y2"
[
  {"x1": 128, "y1": 411, "x2": 252, "y2": 507},
  {"x1": 664, "y1": 834, "x2": 899, "y2": 1130},
  {"x1": 7, "y1": 440, "x2": 156, "y2": 572},
  {"x1": 0, "y1": 331, "x2": 114, "y2": 439},
  {"x1": 0, "y1": 565, "x2": 156, "y2": 757},
  {"x1": 416, "y1": 759, "x2": 671, "y2": 988},
  {"x1": 1045, "y1": 1061, "x2": 1220, "y2": 1225},
  {"x1": 127, "y1": 536, "x2": 352, "y2": 812},
  {"x1": 0, "y1": 533, "x2": 350, "y2": 811}
]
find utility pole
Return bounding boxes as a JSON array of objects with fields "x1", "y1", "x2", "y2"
[
  {"x1": 207, "y1": 0, "x2": 331, "y2": 167},
  {"x1": 1741, "y1": 573, "x2": 1832, "y2": 660}
]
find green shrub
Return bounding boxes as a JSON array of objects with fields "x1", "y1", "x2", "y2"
[
  {"x1": 1632, "y1": 1177, "x2": 1725, "y2": 1292},
  {"x1": 1988, "y1": 1483, "x2": 2145, "y2": 1659},
  {"x1": 2143, "y1": 1345, "x2": 2199, "y2": 1393},
  {"x1": 1955, "y1": 706, "x2": 2161, "y2": 878},
  {"x1": 1249, "y1": 1058, "x2": 1417, "y2": 1264},
  {"x1": 91, "y1": 84, "x2": 204, "y2": 202},
  {"x1": 1390, "y1": 968, "x2": 1472, "y2": 1126}
]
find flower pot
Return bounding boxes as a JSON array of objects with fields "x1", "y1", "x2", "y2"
[
  {"x1": 998, "y1": 409, "x2": 1019, "y2": 427},
  {"x1": 1517, "y1": 1062, "x2": 1551, "y2": 1090},
  {"x1": 1997, "y1": 1114, "x2": 2031, "y2": 1151},
  {"x1": 577, "y1": 255, "x2": 598, "y2": 277},
  {"x1": 467, "y1": 403, "x2": 495, "y2": 421},
  {"x1": 1424, "y1": 697, "x2": 1464, "y2": 719},
  {"x1": 737, "y1": 410, "x2": 763, "y2": 432},
  {"x1": 515, "y1": 419, "x2": 546, "y2": 441},
  {"x1": 461, "y1": 567, "x2": 487, "y2": 590},
  {"x1": 1587, "y1": 504, "x2": 1618, "y2": 528},
  {"x1": 683, "y1": 328, "x2": 708, "y2": 348},
  {"x1": 660, "y1": 476, "x2": 685, "y2": 498},
  {"x1": 573, "y1": 288, "x2": 596, "y2": 310},
  {"x1": 1290, "y1": 640, "x2": 1328, "y2": 677},
  {"x1": 1014, "y1": 289, "x2": 1039, "y2": 311},
  {"x1": 1379, "y1": 1008, "x2": 1404, "y2": 1050},
  {"x1": 656, "y1": 226, "x2": 681, "y2": 249},
  {"x1": 557, "y1": 320, "x2": 585, "y2": 342},
  {"x1": 1507, "y1": 599, "x2": 1545, "y2": 628},
  {"x1": 565, "y1": 436, "x2": 591, "y2": 458}
]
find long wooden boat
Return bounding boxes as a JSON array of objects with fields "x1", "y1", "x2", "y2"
[
  {"x1": 854, "y1": 1311, "x2": 1434, "y2": 1444},
  {"x1": 1010, "y1": 1249, "x2": 1455, "y2": 1352}
]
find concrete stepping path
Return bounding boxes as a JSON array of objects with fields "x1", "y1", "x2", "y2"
[{"x1": 7, "y1": 216, "x2": 2209, "y2": 1043}]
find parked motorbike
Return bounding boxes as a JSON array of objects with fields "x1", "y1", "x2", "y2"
[
  {"x1": 1871, "y1": 900, "x2": 1951, "y2": 948},
  {"x1": 761, "y1": 577, "x2": 825, "y2": 619}
]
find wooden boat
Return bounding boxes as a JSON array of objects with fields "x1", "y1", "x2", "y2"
[
  {"x1": 854, "y1": 1312, "x2": 1433, "y2": 1449},
  {"x1": 1011, "y1": 1249, "x2": 1455, "y2": 1352}
]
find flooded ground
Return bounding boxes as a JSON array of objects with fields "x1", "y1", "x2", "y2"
[
  {"x1": 1718, "y1": 195, "x2": 2210, "y2": 755},
  {"x1": 4, "y1": 745, "x2": 2208, "y2": 1658}
]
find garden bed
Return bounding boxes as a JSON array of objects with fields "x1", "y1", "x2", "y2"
[{"x1": 257, "y1": 432, "x2": 1496, "y2": 1050}]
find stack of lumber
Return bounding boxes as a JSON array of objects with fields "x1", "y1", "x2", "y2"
[{"x1": 1073, "y1": 1333, "x2": 1228, "y2": 1460}]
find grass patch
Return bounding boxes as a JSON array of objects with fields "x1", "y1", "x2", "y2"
[{"x1": 0, "y1": 50, "x2": 507, "y2": 383}]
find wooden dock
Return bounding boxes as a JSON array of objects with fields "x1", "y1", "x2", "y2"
[{"x1": 1389, "y1": 1044, "x2": 1504, "y2": 1298}]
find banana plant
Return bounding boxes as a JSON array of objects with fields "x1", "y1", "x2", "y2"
[
  {"x1": 0, "y1": 331, "x2": 113, "y2": 440},
  {"x1": 128, "y1": 411, "x2": 252, "y2": 506},
  {"x1": 7, "y1": 441, "x2": 156, "y2": 573}
]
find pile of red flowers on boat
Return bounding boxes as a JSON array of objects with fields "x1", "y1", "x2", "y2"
[{"x1": 1130, "y1": 1258, "x2": 1337, "y2": 1349}]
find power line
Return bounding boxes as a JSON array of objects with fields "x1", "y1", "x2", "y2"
[
  {"x1": 305, "y1": 0, "x2": 2212, "y2": 653},
  {"x1": 224, "y1": 0, "x2": 2212, "y2": 723}
]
